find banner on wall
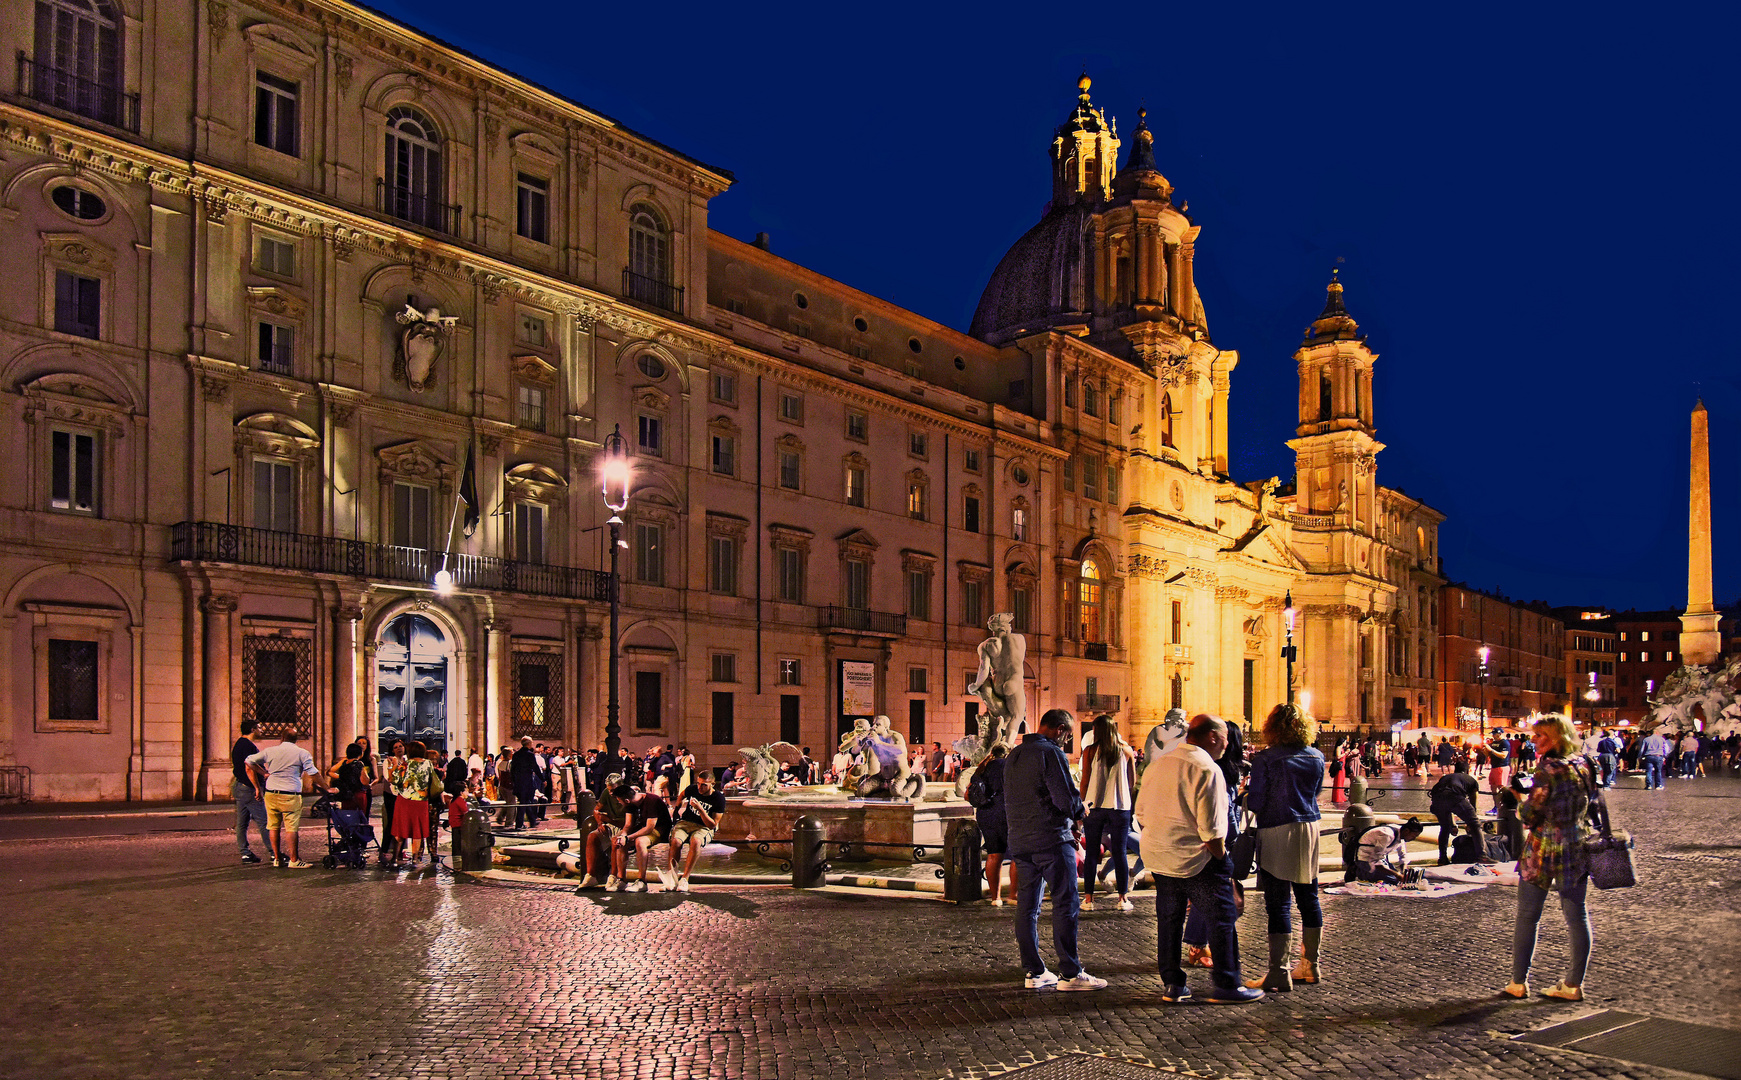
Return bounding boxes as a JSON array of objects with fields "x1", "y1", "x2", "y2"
[{"x1": 840, "y1": 660, "x2": 876, "y2": 716}]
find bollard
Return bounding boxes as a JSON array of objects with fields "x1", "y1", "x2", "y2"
[
  {"x1": 458, "y1": 805, "x2": 495, "y2": 872},
  {"x1": 942, "y1": 818, "x2": 983, "y2": 903},
  {"x1": 1339, "y1": 802, "x2": 1378, "y2": 884},
  {"x1": 1347, "y1": 773, "x2": 1368, "y2": 807},
  {"x1": 573, "y1": 789, "x2": 598, "y2": 850},
  {"x1": 791, "y1": 815, "x2": 827, "y2": 889}
]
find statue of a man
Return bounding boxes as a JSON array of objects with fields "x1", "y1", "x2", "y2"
[
  {"x1": 837, "y1": 718, "x2": 871, "y2": 793},
  {"x1": 969, "y1": 612, "x2": 1027, "y2": 754},
  {"x1": 846, "y1": 716, "x2": 924, "y2": 800}
]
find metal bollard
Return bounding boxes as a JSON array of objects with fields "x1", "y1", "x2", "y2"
[
  {"x1": 1339, "y1": 802, "x2": 1378, "y2": 884},
  {"x1": 573, "y1": 789, "x2": 598, "y2": 849},
  {"x1": 791, "y1": 815, "x2": 827, "y2": 889},
  {"x1": 458, "y1": 805, "x2": 495, "y2": 872},
  {"x1": 1348, "y1": 774, "x2": 1368, "y2": 807},
  {"x1": 942, "y1": 818, "x2": 983, "y2": 904}
]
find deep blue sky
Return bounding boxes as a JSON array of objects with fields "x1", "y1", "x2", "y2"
[{"x1": 371, "y1": 0, "x2": 1739, "y2": 612}]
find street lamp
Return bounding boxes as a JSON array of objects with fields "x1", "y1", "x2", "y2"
[
  {"x1": 1477, "y1": 644, "x2": 1491, "y2": 737},
  {"x1": 599, "y1": 424, "x2": 631, "y2": 769},
  {"x1": 1283, "y1": 591, "x2": 1298, "y2": 707},
  {"x1": 1584, "y1": 671, "x2": 1599, "y2": 725}
]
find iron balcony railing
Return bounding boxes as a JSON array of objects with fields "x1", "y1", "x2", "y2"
[
  {"x1": 170, "y1": 521, "x2": 613, "y2": 602},
  {"x1": 375, "y1": 178, "x2": 461, "y2": 235},
  {"x1": 1083, "y1": 642, "x2": 1110, "y2": 662},
  {"x1": 817, "y1": 606, "x2": 906, "y2": 636},
  {"x1": 622, "y1": 268, "x2": 684, "y2": 315},
  {"x1": 18, "y1": 53, "x2": 139, "y2": 132},
  {"x1": 1078, "y1": 693, "x2": 1121, "y2": 712}
]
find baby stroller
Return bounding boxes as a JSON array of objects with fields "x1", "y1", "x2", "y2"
[{"x1": 312, "y1": 793, "x2": 378, "y2": 869}]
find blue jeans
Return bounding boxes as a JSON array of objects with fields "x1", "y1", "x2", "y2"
[
  {"x1": 233, "y1": 780, "x2": 268, "y2": 855},
  {"x1": 1514, "y1": 876, "x2": 1590, "y2": 985},
  {"x1": 1012, "y1": 843, "x2": 1081, "y2": 979},
  {"x1": 1642, "y1": 756, "x2": 1664, "y2": 789},
  {"x1": 1681, "y1": 751, "x2": 1698, "y2": 776},
  {"x1": 1155, "y1": 856, "x2": 1243, "y2": 990},
  {"x1": 1598, "y1": 755, "x2": 1617, "y2": 786},
  {"x1": 1082, "y1": 808, "x2": 1131, "y2": 898},
  {"x1": 1258, "y1": 867, "x2": 1322, "y2": 935}
]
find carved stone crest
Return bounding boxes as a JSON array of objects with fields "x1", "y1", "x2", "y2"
[{"x1": 393, "y1": 301, "x2": 458, "y2": 393}]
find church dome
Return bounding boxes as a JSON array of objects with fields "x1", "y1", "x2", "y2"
[{"x1": 968, "y1": 201, "x2": 1097, "y2": 345}]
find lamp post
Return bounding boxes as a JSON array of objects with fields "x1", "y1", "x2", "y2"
[
  {"x1": 599, "y1": 424, "x2": 630, "y2": 767},
  {"x1": 1477, "y1": 644, "x2": 1491, "y2": 738},
  {"x1": 1584, "y1": 671, "x2": 1599, "y2": 726},
  {"x1": 1283, "y1": 591, "x2": 1298, "y2": 707}
]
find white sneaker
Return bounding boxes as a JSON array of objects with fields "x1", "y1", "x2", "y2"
[
  {"x1": 1024, "y1": 970, "x2": 1059, "y2": 989},
  {"x1": 677, "y1": 878, "x2": 691, "y2": 893},
  {"x1": 578, "y1": 875, "x2": 600, "y2": 889},
  {"x1": 991, "y1": 896, "x2": 1005, "y2": 907},
  {"x1": 605, "y1": 875, "x2": 619, "y2": 890},
  {"x1": 1081, "y1": 897, "x2": 1096, "y2": 912},
  {"x1": 625, "y1": 879, "x2": 646, "y2": 892},
  {"x1": 1058, "y1": 972, "x2": 1108, "y2": 992},
  {"x1": 1117, "y1": 898, "x2": 1135, "y2": 913}
]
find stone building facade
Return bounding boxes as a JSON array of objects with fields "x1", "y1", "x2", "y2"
[
  {"x1": 0, "y1": 4, "x2": 1446, "y2": 801},
  {"x1": 1438, "y1": 587, "x2": 1565, "y2": 731}
]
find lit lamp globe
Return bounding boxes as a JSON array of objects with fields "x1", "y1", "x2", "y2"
[
  {"x1": 433, "y1": 568, "x2": 454, "y2": 595},
  {"x1": 600, "y1": 423, "x2": 629, "y2": 519}
]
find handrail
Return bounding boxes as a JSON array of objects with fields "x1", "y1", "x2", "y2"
[{"x1": 17, "y1": 53, "x2": 139, "y2": 132}]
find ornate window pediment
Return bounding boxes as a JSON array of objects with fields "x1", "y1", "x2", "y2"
[
  {"x1": 957, "y1": 560, "x2": 991, "y2": 584},
  {"x1": 709, "y1": 414, "x2": 742, "y2": 436},
  {"x1": 836, "y1": 528, "x2": 879, "y2": 560},
  {"x1": 247, "y1": 285, "x2": 307, "y2": 320},
  {"x1": 376, "y1": 439, "x2": 454, "y2": 484},
  {"x1": 962, "y1": 482, "x2": 982, "y2": 500},
  {"x1": 20, "y1": 372, "x2": 132, "y2": 435},
  {"x1": 1007, "y1": 559, "x2": 1038, "y2": 581},
  {"x1": 843, "y1": 450, "x2": 869, "y2": 469},
  {"x1": 42, "y1": 232, "x2": 114, "y2": 273},
  {"x1": 905, "y1": 467, "x2": 929, "y2": 486},
  {"x1": 509, "y1": 131, "x2": 562, "y2": 165},
  {"x1": 706, "y1": 511, "x2": 749, "y2": 540},
  {"x1": 235, "y1": 412, "x2": 319, "y2": 461},
  {"x1": 768, "y1": 523, "x2": 812, "y2": 553},
  {"x1": 901, "y1": 548, "x2": 937, "y2": 573},
  {"x1": 774, "y1": 432, "x2": 805, "y2": 452},
  {"x1": 633, "y1": 384, "x2": 670, "y2": 412},
  {"x1": 512, "y1": 353, "x2": 558, "y2": 385},
  {"x1": 503, "y1": 462, "x2": 567, "y2": 503}
]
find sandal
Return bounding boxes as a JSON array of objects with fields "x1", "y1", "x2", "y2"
[
  {"x1": 1500, "y1": 983, "x2": 1529, "y2": 999},
  {"x1": 1185, "y1": 945, "x2": 1214, "y2": 969},
  {"x1": 1540, "y1": 981, "x2": 1583, "y2": 1001}
]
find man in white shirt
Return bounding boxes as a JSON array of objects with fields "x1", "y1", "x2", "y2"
[
  {"x1": 1355, "y1": 818, "x2": 1424, "y2": 884},
  {"x1": 244, "y1": 732, "x2": 323, "y2": 868},
  {"x1": 1135, "y1": 714, "x2": 1261, "y2": 1004}
]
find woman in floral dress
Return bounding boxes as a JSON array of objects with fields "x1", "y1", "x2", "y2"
[
  {"x1": 1504, "y1": 713, "x2": 1596, "y2": 1001},
  {"x1": 390, "y1": 739, "x2": 436, "y2": 866}
]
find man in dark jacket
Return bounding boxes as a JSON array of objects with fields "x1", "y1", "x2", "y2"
[
  {"x1": 510, "y1": 737, "x2": 542, "y2": 829},
  {"x1": 1428, "y1": 761, "x2": 1487, "y2": 865},
  {"x1": 1004, "y1": 709, "x2": 1104, "y2": 992}
]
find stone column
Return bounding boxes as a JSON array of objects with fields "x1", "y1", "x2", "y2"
[
  {"x1": 197, "y1": 593, "x2": 238, "y2": 801},
  {"x1": 1680, "y1": 400, "x2": 1721, "y2": 665},
  {"x1": 485, "y1": 619, "x2": 512, "y2": 751},
  {"x1": 332, "y1": 601, "x2": 363, "y2": 760},
  {"x1": 1179, "y1": 228, "x2": 1199, "y2": 323}
]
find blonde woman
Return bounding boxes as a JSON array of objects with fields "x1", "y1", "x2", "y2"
[
  {"x1": 1503, "y1": 713, "x2": 1597, "y2": 1001},
  {"x1": 1243, "y1": 703, "x2": 1326, "y2": 991},
  {"x1": 1078, "y1": 714, "x2": 1137, "y2": 912}
]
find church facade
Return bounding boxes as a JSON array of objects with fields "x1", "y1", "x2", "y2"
[{"x1": 0, "y1": 1, "x2": 1442, "y2": 801}]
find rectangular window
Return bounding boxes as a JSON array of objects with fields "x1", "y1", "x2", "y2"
[
  {"x1": 844, "y1": 558, "x2": 870, "y2": 611},
  {"x1": 256, "y1": 322, "x2": 294, "y2": 374},
  {"x1": 251, "y1": 458, "x2": 295, "y2": 533},
  {"x1": 907, "y1": 484, "x2": 925, "y2": 520},
  {"x1": 845, "y1": 465, "x2": 866, "y2": 507},
  {"x1": 46, "y1": 638, "x2": 99, "y2": 722},
  {"x1": 711, "y1": 691, "x2": 735, "y2": 746},
  {"x1": 962, "y1": 580, "x2": 985, "y2": 628},
  {"x1": 710, "y1": 653, "x2": 737, "y2": 683},
  {"x1": 909, "y1": 431, "x2": 928, "y2": 458},
  {"x1": 778, "y1": 451, "x2": 801, "y2": 491},
  {"x1": 1082, "y1": 453, "x2": 1101, "y2": 501},
  {"x1": 849, "y1": 343, "x2": 871, "y2": 361},
  {"x1": 633, "y1": 522, "x2": 663, "y2": 584},
  {"x1": 391, "y1": 482, "x2": 432, "y2": 549},
  {"x1": 517, "y1": 384, "x2": 546, "y2": 431},
  {"x1": 636, "y1": 414, "x2": 662, "y2": 457},
  {"x1": 49, "y1": 429, "x2": 97, "y2": 515},
  {"x1": 1011, "y1": 586, "x2": 1032, "y2": 633},
  {"x1": 964, "y1": 449, "x2": 982, "y2": 473},
  {"x1": 253, "y1": 71, "x2": 299, "y2": 156},
  {"x1": 709, "y1": 535, "x2": 738, "y2": 595},
  {"x1": 516, "y1": 311, "x2": 549, "y2": 347},
  {"x1": 779, "y1": 659, "x2": 801, "y2": 686},
  {"x1": 780, "y1": 694, "x2": 801, "y2": 745},
  {"x1": 513, "y1": 502, "x2": 546, "y2": 563},
  {"x1": 907, "y1": 570, "x2": 931, "y2": 620},
  {"x1": 1170, "y1": 600, "x2": 1183, "y2": 644},
  {"x1": 778, "y1": 390, "x2": 803, "y2": 422},
  {"x1": 908, "y1": 666, "x2": 928, "y2": 693},
  {"x1": 515, "y1": 173, "x2": 549, "y2": 243},
  {"x1": 963, "y1": 496, "x2": 981, "y2": 533},
  {"x1": 54, "y1": 270, "x2": 100, "y2": 339},
  {"x1": 635, "y1": 670, "x2": 662, "y2": 731},
  {"x1": 711, "y1": 370, "x2": 737, "y2": 404},
  {"x1": 1062, "y1": 455, "x2": 1074, "y2": 493},
  {"x1": 256, "y1": 235, "x2": 295, "y2": 277},
  {"x1": 908, "y1": 699, "x2": 926, "y2": 746},
  {"x1": 846, "y1": 411, "x2": 868, "y2": 441},
  {"x1": 712, "y1": 434, "x2": 736, "y2": 476},
  {"x1": 1012, "y1": 507, "x2": 1027, "y2": 541},
  {"x1": 1106, "y1": 464, "x2": 1118, "y2": 505},
  {"x1": 253, "y1": 648, "x2": 299, "y2": 730},
  {"x1": 776, "y1": 548, "x2": 805, "y2": 603}
]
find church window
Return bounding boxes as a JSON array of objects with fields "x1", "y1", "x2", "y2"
[
  {"x1": 1079, "y1": 559, "x2": 1103, "y2": 644},
  {"x1": 1318, "y1": 371, "x2": 1333, "y2": 421},
  {"x1": 1160, "y1": 393, "x2": 1175, "y2": 448}
]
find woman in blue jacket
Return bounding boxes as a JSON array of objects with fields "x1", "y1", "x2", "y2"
[{"x1": 1244, "y1": 703, "x2": 1326, "y2": 991}]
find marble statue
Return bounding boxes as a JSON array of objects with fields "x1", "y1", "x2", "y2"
[
  {"x1": 837, "y1": 718, "x2": 872, "y2": 794},
  {"x1": 1644, "y1": 655, "x2": 1741, "y2": 738},
  {"x1": 394, "y1": 302, "x2": 458, "y2": 393},
  {"x1": 736, "y1": 742, "x2": 802, "y2": 798},
  {"x1": 842, "y1": 715, "x2": 925, "y2": 801},
  {"x1": 1143, "y1": 707, "x2": 1190, "y2": 766},
  {"x1": 967, "y1": 612, "x2": 1026, "y2": 760}
]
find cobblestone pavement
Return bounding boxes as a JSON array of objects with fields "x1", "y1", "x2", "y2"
[{"x1": 1, "y1": 775, "x2": 1736, "y2": 1080}]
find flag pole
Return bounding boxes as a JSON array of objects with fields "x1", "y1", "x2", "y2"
[{"x1": 434, "y1": 439, "x2": 472, "y2": 593}]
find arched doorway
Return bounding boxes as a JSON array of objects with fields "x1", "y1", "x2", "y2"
[{"x1": 376, "y1": 613, "x2": 453, "y2": 755}]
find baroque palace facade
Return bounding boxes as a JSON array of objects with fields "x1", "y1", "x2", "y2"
[{"x1": 0, "y1": 1, "x2": 1443, "y2": 801}]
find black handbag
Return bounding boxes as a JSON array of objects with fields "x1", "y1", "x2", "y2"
[
  {"x1": 1579, "y1": 758, "x2": 1636, "y2": 890},
  {"x1": 1228, "y1": 811, "x2": 1258, "y2": 879}
]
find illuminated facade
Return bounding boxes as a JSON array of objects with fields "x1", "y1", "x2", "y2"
[{"x1": 0, "y1": 4, "x2": 1445, "y2": 801}]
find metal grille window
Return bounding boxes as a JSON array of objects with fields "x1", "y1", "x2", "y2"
[
  {"x1": 517, "y1": 384, "x2": 546, "y2": 431},
  {"x1": 50, "y1": 429, "x2": 97, "y2": 514},
  {"x1": 46, "y1": 638, "x2": 98, "y2": 722},
  {"x1": 710, "y1": 653, "x2": 737, "y2": 683},
  {"x1": 515, "y1": 173, "x2": 549, "y2": 243},
  {"x1": 256, "y1": 321, "x2": 294, "y2": 374},
  {"x1": 709, "y1": 535, "x2": 738, "y2": 595},
  {"x1": 513, "y1": 502, "x2": 546, "y2": 564},
  {"x1": 252, "y1": 458, "x2": 295, "y2": 533},
  {"x1": 776, "y1": 547, "x2": 805, "y2": 603},
  {"x1": 54, "y1": 269, "x2": 100, "y2": 339},
  {"x1": 633, "y1": 522, "x2": 663, "y2": 584},
  {"x1": 254, "y1": 648, "x2": 298, "y2": 730},
  {"x1": 253, "y1": 70, "x2": 299, "y2": 156},
  {"x1": 241, "y1": 634, "x2": 312, "y2": 739},
  {"x1": 391, "y1": 482, "x2": 432, "y2": 550},
  {"x1": 513, "y1": 653, "x2": 563, "y2": 738}
]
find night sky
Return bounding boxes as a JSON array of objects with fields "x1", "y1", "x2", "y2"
[{"x1": 368, "y1": 0, "x2": 1739, "y2": 612}]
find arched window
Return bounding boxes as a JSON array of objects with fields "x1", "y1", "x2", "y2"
[
  {"x1": 1079, "y1": 558, "x2": 1103, "y2": 644},
  {"x1": 1083, "y1": 380, "x2": 1100, "y2": 417},
  {"x1": 629, "y1": 205, "x2": 669, "y2": 282},
  {"x1": 1159, "y1": 392, "x2": 1174, "y2": 448},
  {"x1": 32, "y1": 0, "x2": 126, "y2": 128},
  {"x1": 384, "y1": 106, "x2": 444, "y2": 230},
  {"x1": 1318, "y1": 370, "x2": 1333, "y2": 421}
]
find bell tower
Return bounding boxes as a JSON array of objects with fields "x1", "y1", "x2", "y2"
[
  {"x1": 1051, "y1": 75, "x2": 1119, "y2": 205},
  {"x1": 1287, "y1": 271, "x2": 1383, "y2": 532}
]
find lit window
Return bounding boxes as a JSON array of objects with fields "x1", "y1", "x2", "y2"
[
  {"x1": 1079, "y1": 559, "x2": 1103, "y2": 644},
  {"x1": 1012, "y1": 506, "x2": 1026, "y2": 541},
  {"x1": 845, "y1": 465, "x2": 866, "y2": 507},
  {"x1": 254, "y1": 71, "x2": 299, "y2": 156},
  {"x1": 779, "y1": 659, "x2": 802, "y2": 685},
  {"x1": 256, "y1": 322, "x2": 294, "y2": 374},
  {"x1": 907, "y1": 483, "x2": 926, "y2": 521},
  {"x1": 515, "y1": 173, "x2": 549, "y2": 243},
  {"x1": 49, "y1": 429, "x2": 97, "y2": 515}
]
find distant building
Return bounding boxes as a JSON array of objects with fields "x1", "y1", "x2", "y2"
[
  {"x1": 1553, "y1": 609, "x2": 1619, "y2": 729},
  {"x1": 1439, "y1": 587, "x2": 1564, "y2": 733},
  {"x1": 1612, "y1": 611, "x2": 1685, "y2": 727}
]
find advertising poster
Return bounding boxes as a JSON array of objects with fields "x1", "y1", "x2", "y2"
[{"x1": 840, "y1": 660, "x2": 876, "y2": 716}]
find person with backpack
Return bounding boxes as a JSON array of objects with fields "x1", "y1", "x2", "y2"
[
  {"x1": 1078, "y1": 715, "x2": 1138, "y2": 913},
  {"x1": 1354, "y1": 818, "x2": 1424, "y2": 884},
  {"x1": 967, "y1": 744, "x2": 1015, "y2": 905},
  {"x1": 1429, "y1": 761, "x2": 1490, "y2": 865}
]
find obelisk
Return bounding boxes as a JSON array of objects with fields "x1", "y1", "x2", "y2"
[{"x1": 1679, "y1": 399, "x2": 1721, "y2": 666}]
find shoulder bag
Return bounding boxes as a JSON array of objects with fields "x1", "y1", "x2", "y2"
[
  {"x1": 1578, "y1": 757, "x2": 1636, "y2": 889},
  {"x1": 1227, "y1": 808, "x2": 1258, "y2": 880}
]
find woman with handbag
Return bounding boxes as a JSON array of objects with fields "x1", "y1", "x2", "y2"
[
  {"x1": 1078, "y1": 714, "x2": 1137, "y2": 912},
  {"x1": 1504, "y1": 713, "x2": 1596, "y2": 1001},
  {"x1": 1243, "y1": 703, "x2": 1327, "y2": 992}
]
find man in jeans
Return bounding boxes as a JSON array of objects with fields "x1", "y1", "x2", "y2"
[
  {"x1": 1004, "y1": 708, "x2": 1106, "y2": 992},
  {"x1": 1136, "y1": 714, "x2": 1261, "y2": 1004},
  {"x1": 245, "y1": 732, "x2": 323, "y2": 868},
  {"x1": 1639, "y1": 729, "x2": 1670, "y2": 790},
  {"x1": 231, "y1": 719, "x2": 269, "y2": 864}
]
